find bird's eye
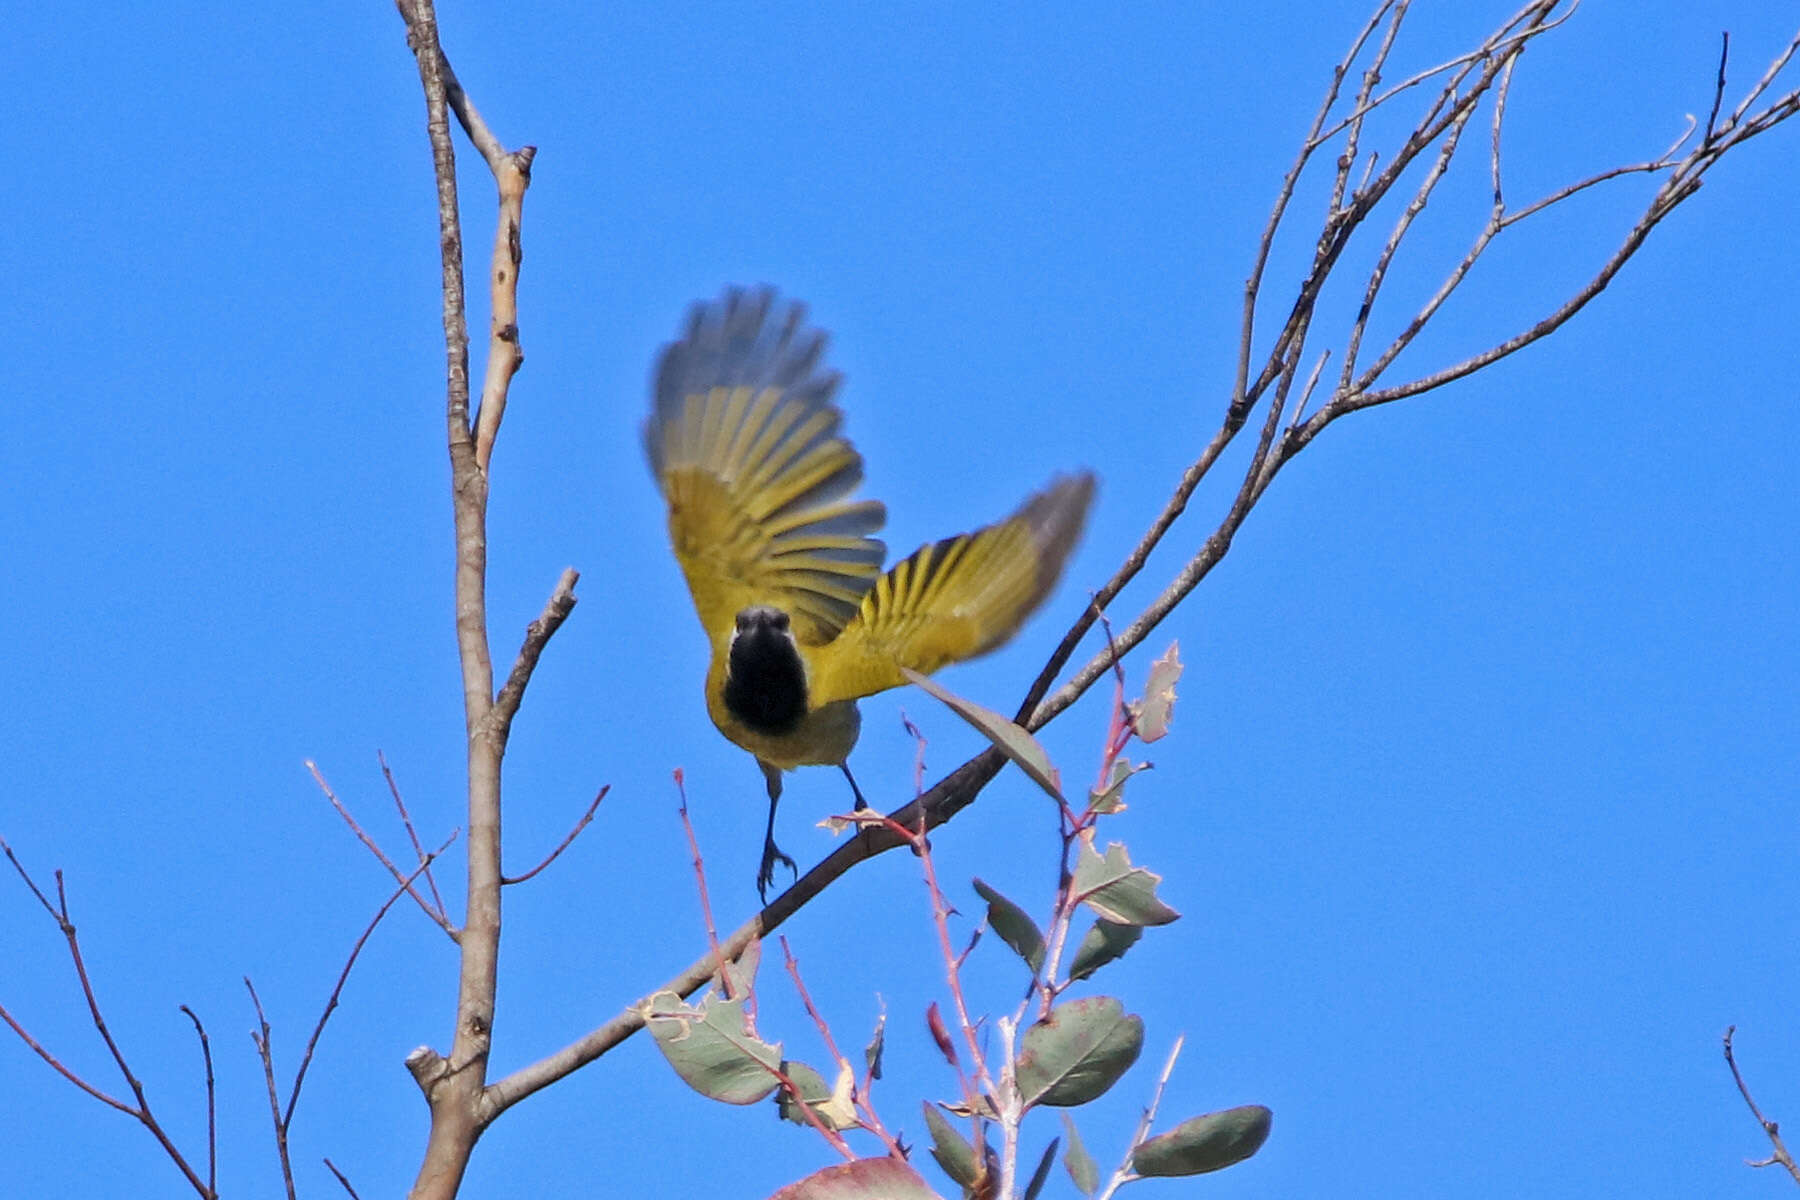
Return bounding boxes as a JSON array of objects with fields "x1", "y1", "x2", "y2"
[
  {"x1": 773, "y1": 611, "x2": 790, "y2": 631},
  {"x1": 735, "y1": 613, "x2": 751, "y2": 632}
]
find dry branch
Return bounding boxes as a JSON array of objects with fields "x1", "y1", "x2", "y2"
[
  {"x1": 0, "y1": 841, "x2": 213, "y2": 1196},
  {"x1": 1724, "y1": 1026, "x2": 1800, "y2": 1184},
  {"x1": 502, "y1": 785, "x2": 610, "y2": 886},
  {"x1": 393, "y1": 2, "x2": 580, "y2": 1196},
  {"x1": 308, "y1": 760, "x2": 458, "y2": 939}
]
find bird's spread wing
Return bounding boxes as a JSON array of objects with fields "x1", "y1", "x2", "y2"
[
  {"x1": 646, "y1": 288, "x2": 887, "y2": 647},
  {"x1": 810, "y1": 473, "x2": 1096, "y2": 704}
]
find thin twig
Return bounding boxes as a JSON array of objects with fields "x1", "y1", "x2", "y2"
[
  {"x1": 778, "y1": 936, "x2": 904, "y2": 1156},
  {"x1": 245, "y1": 978, "x2": 297, "y2": 1200},
  {"x1": 54, "y1": 871, "x2": 210, "y2": 1193},
  {"x1": 179, "y1": 1006, "x2": 217, "y2": 1197},
  {"x1": 1290, "y1": 347, "x2": 1332, "y2": 430},
  {"x1": 1723, "y1": 1026, "x2": 1800, "y2": 1182},
  {"x1": 1309, "y1": 1, "x2": 1581, "y2": 149},
  {"x1": 1729, "y1": 24, "x2": 1799, "y2": 128},
  {"x1": 1339, "y1": 56, "x2": 1486, "y2": 393},
  {"x1": 1707, "y1": 32, "x2": 1731, "y2": 142},
  {"x1": 380, "y1": 750, "x2": 447, "y2": 919},
  {"x1": 502, "y1": 785, "x2": 608, "y2": 885},
  {"x1": 0, "y1": 844, "x2": 211, "y2": 1194},
  {"x1": 1095, "y1": 1036, "x2": 1186, "y2": 1200},
  {"x1": 325, "y1": 1158, "x2": 364, "y2": 1199},
  {"x1": 901, "y1": 712, "x2": 929, "y2": 798},
  {"x1": 1, "y1": 836, "x2": 59, "y2": 918},
  {"x1": 890, "y1": 811, "x2": 995, "y2": 1101},
  {"x1": 306, "y1": 760, "x2": 459, "y2": 940},
  {"x1": 675, "y1": 772, "x2": 737, "y2": 1009},
  {"x1": 0, "y1": 1000, "x2": 132, "y2": 1113},
  {"x1": 287, "y1": 835, "x2": 459, "y2": 1131},
  {"x1": 1327, "y1": 0, "x2": 1407, "y2": 220},
  {"x1": 488, "y1": 567, "x2": 581, "y2": 743}
]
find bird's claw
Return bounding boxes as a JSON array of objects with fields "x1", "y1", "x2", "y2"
[{"x1": 756, "y1": 841, "x2": 798, "y2": 903}]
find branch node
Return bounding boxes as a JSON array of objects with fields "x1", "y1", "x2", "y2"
[{"x1": 406, "y1": 1045, "x2": 449, "y2": 1092}]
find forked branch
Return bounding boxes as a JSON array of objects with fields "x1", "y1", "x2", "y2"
[
  {"x1": 1723, "y1": 1026, "x2": 1800, "y2": 1185},
  {"x1": 393, "y1": 3, "x2": 580, "y2": 1198},
  {"x1": 0, "y1": 840, "x2": 214, "y2": 1197}
]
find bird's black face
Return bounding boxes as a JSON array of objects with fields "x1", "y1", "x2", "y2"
[{"x1": 723, "y1": 606, "x2": 807, "y2": 735}]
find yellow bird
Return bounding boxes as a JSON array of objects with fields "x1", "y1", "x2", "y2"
[{"x1": 646, "y1": 288, "x2": 1095, "y2": 896}]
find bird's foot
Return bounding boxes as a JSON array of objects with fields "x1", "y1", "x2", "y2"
[{"x1": 756, "y1": 838, "x2": 798, "y2": 903}]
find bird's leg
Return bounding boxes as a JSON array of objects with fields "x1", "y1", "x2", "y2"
[
  {"x1": 840, "y1": 762, "x2": 869, "y2": 811},
  {"x1": 757, "y1": 760, "x2": 797, "y2": 902}
]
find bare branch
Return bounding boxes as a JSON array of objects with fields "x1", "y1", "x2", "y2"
[
  {"x1": 381, "y1": 750, "x2": 447, "y2": 918},
  {"x1": 0, "y1": 843, "x2": 212, "y2": 1194},
  {"x1": 392, "y1": 2, "x2": 569, "y2": 1195},
  {"x1": 0, "y1": 999, "x2": 133, "y2": 1115},
  {"x1": 778, "y1": 936, "x2": 904, "y2": 1156},
  {"x1": 397, "y1": 2, "x2": 494, "y2": 1194},
  {"x1": 325, "y1": 1158, "x2": 364, "y2": 1200},
  {"x1": 1339, "y1": 58, "x2": 1486, "y2": 393},
  {"x1": 470, "y1": 142, "x2": 533, "y2": 473},
  {"x1": 1309, "y1": 0, "x2": 1581, "y2": 149},
  {"x1": 1730, "y1": 24, "x2": 1799, "y2": 128},
  {"x1": 306, "y1": 760, "x2": 458, "y2": 940},
  {"x1": 1, "y1": 836, "x2": 60, "y2": 919},
  {"x1": 1234, "y1": 0, "x2": 1393, "y2": 413},
  {"x1": 674, "y1": 772, "x2": 736, "y2": 1007},
  {"x1": 434, "y1": 46, "x2": 508, "y2": 174},
  {"x1": 245, "y1": 979, "x2": 296, "y2": 1200},
  {"x1": 1723, "y1": 1026, "x2": 1800, "y2": 1183},
  {"x1": 179, "y1": 1006, "x2": 217, "y2": 1198},
  {"x1": 1026, "y1": 6, "x2": 1799, "y2": 739},
  {"x1": 1707, "y1": 32, "x2": 1731, "y2": 142},
  {"x1": 502, "y1": 785, "x2": 609, "y2": 885},
  {"x1": 1327, "y1": 0, "x2": 1407, "y2": 221},
  {"x1": 1024, "y1": 4, "x2": 1571, "y2": 731},
  {"x1": 288, "y1": 836, "x2": 459, "y2": 1131},
  {"x1": 1095, "y1": 1036, "x2": 1185, "y2": 1200},
  {"x1": 488, "y1": 567, "x2": 581, "y2": 743},
  {"x1": 1290, "y1": 348, "x2": 1332, "y2": 430}
]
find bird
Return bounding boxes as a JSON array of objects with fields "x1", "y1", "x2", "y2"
[{"x1": 644, "y1": 287, "x2": 1095, "y2": 899}]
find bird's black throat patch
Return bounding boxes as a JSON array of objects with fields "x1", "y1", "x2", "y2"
[{"x1": 724, "y1": 610, "x2": 808, "y2": 735}]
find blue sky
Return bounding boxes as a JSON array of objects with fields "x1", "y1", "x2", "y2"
[{"x1": 3, "y1": 2, "x2": 1797, "y2": 1197}]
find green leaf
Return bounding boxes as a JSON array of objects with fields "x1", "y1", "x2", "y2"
[
  {"x1": 1071, "y1": 840, "x2": 1180, "y2": 927},
  {"x1": 1067, "y1": 919, "x2": 1144, "y2": 982},
  {"x1": 1015, "y1": 996, "x2": 1144, "y2": 1108},
  {"x1": 1022, "y1": 1137, "x2": 1059, "y2": 1200},
  {"x1": 1128, "y1": 642, "x2": 1181, "y2": 743},
  {"x1": 1061, "y1": 1114, "x2": 1099, "y2": 1195},
  {"x1": 1132, "y1": 1105, "x2": 1273, "y2": 1177},
  {"x1": 639, "y1": 989, "x2": 781, "y2": 1105},
  {"x1": 903, "y1": 669, "x2": 1062, "y2": 801},
  {"x1": 973, "y1": 878, "x2": 1046, "y2": 973},
  {"x1": 921, "y1": 1102, "x2": 979, "y2": 1189},
  {"x1": 1087, "y1": 758, "x2": 1148, "y2": 815},
  {"x1": 767, "y1": 1156, "x2": 946, "y2": 1199}
]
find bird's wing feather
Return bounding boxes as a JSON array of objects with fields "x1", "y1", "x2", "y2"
[
  {"x1": 810, "y1": 473, "x2": 1095, "y2": 704},
  {"x1": 646, "y1": 288, "x2": 887, "y2": 647}
]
